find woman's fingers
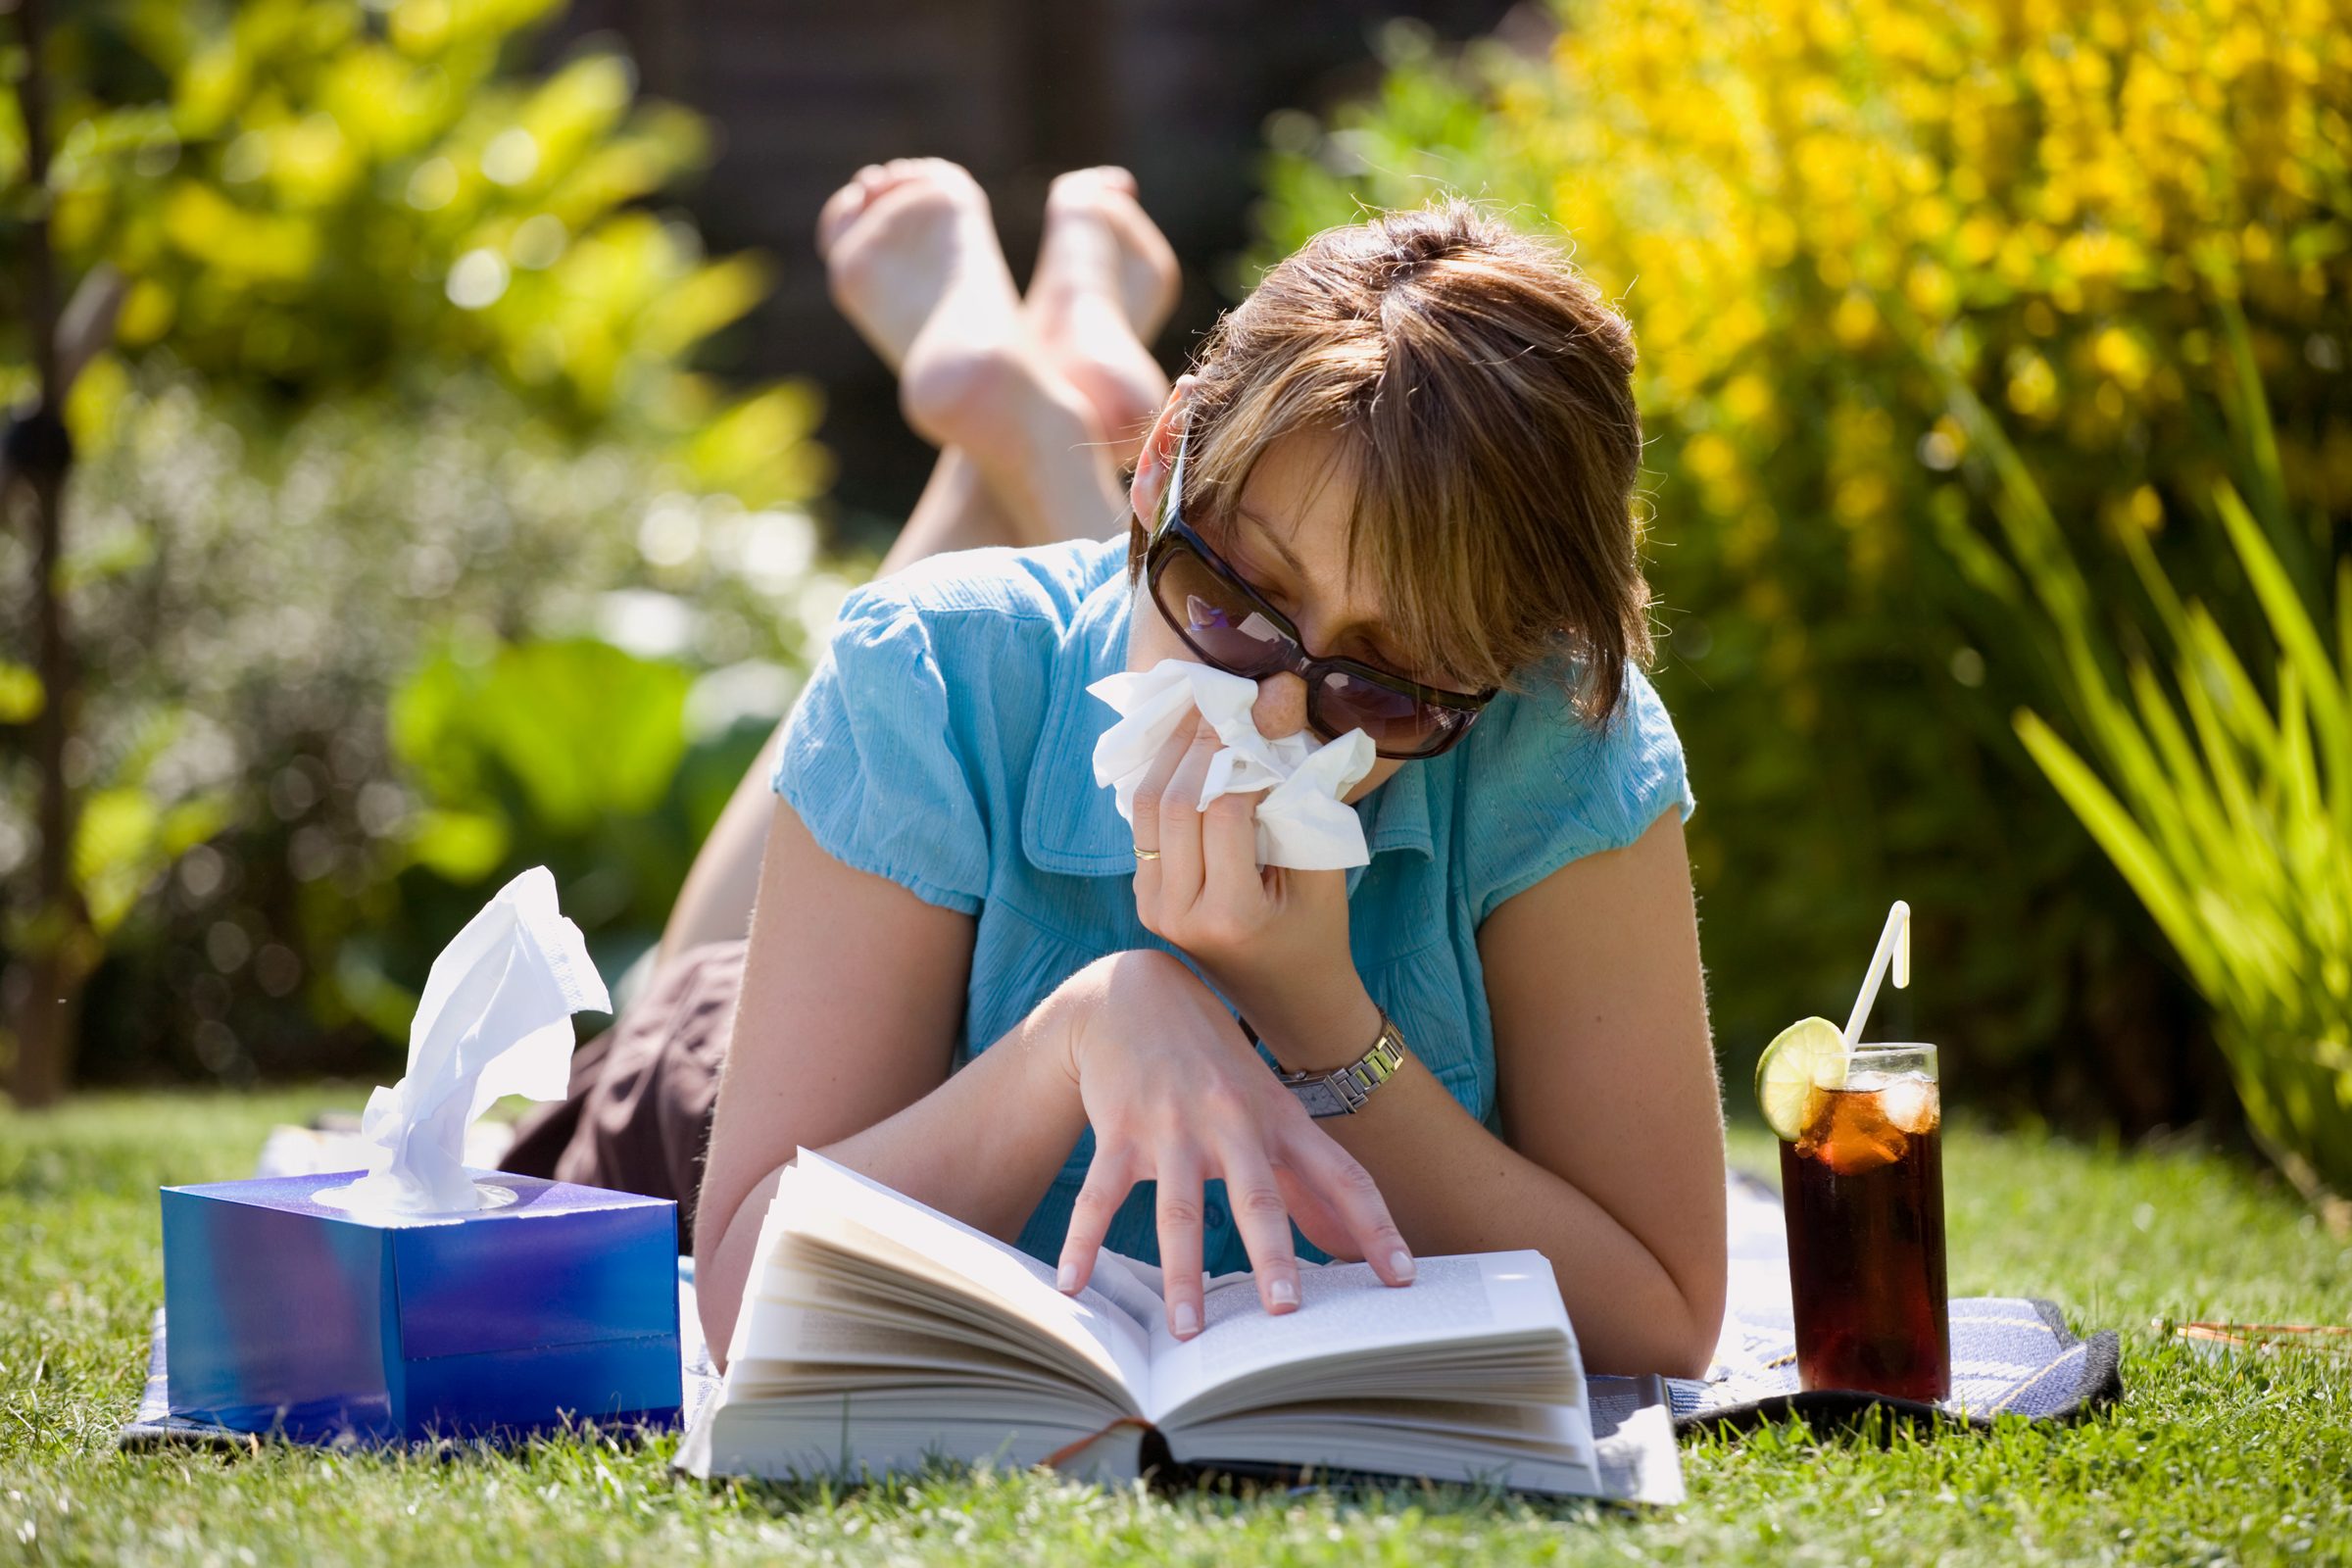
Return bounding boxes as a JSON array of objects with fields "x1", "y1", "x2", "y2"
[
  {"x1": 1198, "y1": 787, "x2": 1264, "y2": 912},
  {"x1": 1154, "y1": 1149, "x2": 1208, "y2": 1339},
  {"x1": 1153, "y1": 720, "x2": 1222, "y2": 918},
  {"x1": 1214, "y1": 1137, "x2": 1302, "y2": 1316},
  {"x1": 1128, "y1": 710, "x2": 1200, "y2": 913},
  {"x1": 1055, "y1": 1144, "x2": 1134, "y2": 1295},
  {"x1": 1272, "y1": 1161, "x2": 1361, "y2": 1263},
  {"x1": 1286, "y1": 1125, "x2": 1417, "y2": 1287}
]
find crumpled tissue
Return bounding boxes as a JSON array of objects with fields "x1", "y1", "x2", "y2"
[
  {"x1": 318, "y1": 865, "x2": 610, "y2": 1215},
  {"x1": 1088, "y1": 658, "x2": 1376, "y2": 870}
]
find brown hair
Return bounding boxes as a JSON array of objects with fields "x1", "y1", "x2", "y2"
[{"x1": 1128, "y1": 200, "x2": 1651, "y2": 721}]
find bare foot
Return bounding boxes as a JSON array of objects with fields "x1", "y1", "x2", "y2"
[
  {"x1": 1026, "y1": 168, "x2": 1181, "y2": 466},
  {"x1": 1064, "y1": 167, "x2": 1181, "y2": 340},
  {"x1": 818, "y1": 158, "x2": 1127, "y2": 546},
  {"x1": 900, "y1": 333, "x2": 1128, "y2": 549},
  {"x1": 819, "y1": 158, "x2": 1024, "y2": 373}
]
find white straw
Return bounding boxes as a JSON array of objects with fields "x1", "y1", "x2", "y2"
[{"x1": 1842, "y1": 900, "x2": 1912, "y2": 1049}]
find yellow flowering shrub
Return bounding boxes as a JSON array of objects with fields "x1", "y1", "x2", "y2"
[{"x1": 1258, "y1": 3, "x2": 2352, "y2": 1124}]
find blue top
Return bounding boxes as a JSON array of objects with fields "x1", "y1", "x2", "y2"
[{"x1": 771, "y1": 536, "x2": 1694, "y2": 1276}]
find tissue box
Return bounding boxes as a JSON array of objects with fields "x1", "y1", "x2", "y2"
[{"x1": 160, "y1": 1169, "x2": 682, "y2": 1444}]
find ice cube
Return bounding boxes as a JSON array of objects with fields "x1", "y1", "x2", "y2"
[{"x1": 1878, "y1": 1074, "x2": 1939, "y2": 1136}]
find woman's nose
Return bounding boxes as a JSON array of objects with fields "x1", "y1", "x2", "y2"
[{"x1": 1251, "y1": 671, "x2": 1309, "y2": 739}]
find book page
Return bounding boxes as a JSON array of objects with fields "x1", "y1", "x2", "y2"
[
  {"x1": 1163, "y1": 1396, "x2": 1604, "y2": 1498},
  {"x1": 1143, "y1": 1251, "x2": 1574, "y2": 1425},
  {"x1": 780, "y1": 1152, "x2": 1155, "y2": 1402},
  {"x1": 1076, "y1": 1250, "x2": 1166, "y2": 1337}
]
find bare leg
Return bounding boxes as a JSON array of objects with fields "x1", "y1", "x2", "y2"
[
  {"x1": 660, "y1": 725, "x2": 786, "y2": 965},
  {"x1": 878, "y1": 447, "x2": 1019, "y2": 573},
  {"x1": 660, "y1": 450, "x2": 1010, "y2": 963},
  {"x1": 660, "y1": 164, "x2": 1172, "y2": 963}
]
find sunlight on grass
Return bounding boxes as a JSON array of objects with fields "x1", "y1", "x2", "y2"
[{"x1": 3, "y1": 1092, "x2": 2346, "y2": 1565}]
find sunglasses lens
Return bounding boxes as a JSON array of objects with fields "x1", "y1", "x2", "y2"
[
  {"x1": 1156, "y1": 548, "x2": 1293, "y2": 677},
  {"x1": 1317, "y1": 671, "x2": 1465, "y2": 758},
  {"x1": 1152, "y1": 529, "x2": 1479, "y2": 760}
]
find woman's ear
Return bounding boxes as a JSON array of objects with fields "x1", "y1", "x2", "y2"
[{"x1": 1128, "y1": 375, "x2": 1197, "y2": 525}]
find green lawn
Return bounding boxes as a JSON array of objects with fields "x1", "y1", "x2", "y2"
[{"x1": 3, "y1": 1089, "x2": 2347, "y2": 1566}]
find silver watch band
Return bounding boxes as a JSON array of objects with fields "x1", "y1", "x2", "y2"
[{"x1": 1271, "y1": 1008, "x2": 1407, "y2": 1118}]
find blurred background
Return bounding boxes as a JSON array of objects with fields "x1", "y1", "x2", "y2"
[{"x1": 3, "y1": 0, "x2": 2347, "y2": 1213}]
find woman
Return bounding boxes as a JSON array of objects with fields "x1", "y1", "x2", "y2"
[{"x1": 508, "y1": 160, "x2": 1727, "y2": 1378}]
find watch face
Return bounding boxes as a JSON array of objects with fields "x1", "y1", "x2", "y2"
[{"x1": 1290, "y1": 1078, "x2": 1349, "y2": 1119}]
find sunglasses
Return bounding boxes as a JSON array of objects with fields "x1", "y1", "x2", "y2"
[{"x1": 1143, "y1": 431, "x2": 1495, "y2": 760}]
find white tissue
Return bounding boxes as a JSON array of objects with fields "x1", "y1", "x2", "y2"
[
  {"x1": 1088, "y1": 659, "x2": 1376, "y2": 870},
  {"x1": 318, "y1": 865, "x2": 611, "y2": 1215}
]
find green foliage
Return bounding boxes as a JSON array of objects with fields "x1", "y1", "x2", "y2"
[
  {"x1": 392, "y1": 639, "x2": 694, "y2": 838},
  {"x1": 1252, "y1": 5, "x2": 2352, "y2": 1130},
  {"x1": 12, "y1": 0, "x2": 828, "y2": 505},
  {"x1": 7, "y1": 1093, "x2": 2351, "y2": 1562},
  {"x1": 353, "y1": 631, "x2": 769, "y2": 1043},
  {"x1": 2, "y1": 0, "x2": 851, "y2": 1085},
  {"x1": 4, "y1": 369, "x2": 854, "y2": 1083},
  {"x1": 73, "y1": 768, "x2": 231, "y2": 940},
  {"x1": 1985, "y1": 390, "x2": 2352, "y2": 1197},
  {"x1": 0, "y1": 662, "x2": 39, "y2": 722}
]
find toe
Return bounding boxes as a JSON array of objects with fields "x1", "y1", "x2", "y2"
[
  {"x1": 816, "y1": 176, "x2": 875, "y2": 256},
  {"x1": 925, "y1": 159, "x2": 986, "y2": 204},
  {"x1": 868, "y1": 158, "x2": 929, "y2": 196}
]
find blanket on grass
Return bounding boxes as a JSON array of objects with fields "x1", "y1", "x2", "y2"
[{"x1": 120, "y1": 1140, "x2": 2118, "y2": 1451}]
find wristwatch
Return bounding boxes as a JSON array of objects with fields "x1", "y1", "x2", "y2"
[{"x1": 1266, "y1": 1006, "x2": 1409, "y2": 1118}]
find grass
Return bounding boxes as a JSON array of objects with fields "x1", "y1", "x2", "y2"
[{"x1": 3, "y1": 1088, "x2": 2348, "y2": 1566}]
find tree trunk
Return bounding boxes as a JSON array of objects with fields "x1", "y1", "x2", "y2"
[{"x1": 4, "y1": 0, "x2": 88, "y2": 1109}]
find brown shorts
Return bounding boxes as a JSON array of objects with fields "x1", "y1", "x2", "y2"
[{"x1": 501, "y1": 939, "x2": 745, "y2": 1252}]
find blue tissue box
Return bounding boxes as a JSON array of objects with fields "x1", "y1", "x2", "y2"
[{"x1": 159, "y1": 1169, "x2": 682, "y2": 1444}]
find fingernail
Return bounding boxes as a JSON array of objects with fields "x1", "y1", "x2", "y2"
[
  {"x1": 1269, "y1": 1277, "x2": 1298, "y2": 1309},
  {"x1": 1056, "y1": 1262, "x2": 1077, "y2": 1293},
  {"x1": 1390, "y1": 1250, "x2": 1417, "y2": 1283},
  {"x1": 1173, "y1": 1301, "x2": 1200, "y2": 1337}
]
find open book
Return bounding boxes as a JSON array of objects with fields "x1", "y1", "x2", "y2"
[{"x1": 676, "y1": 1152, "x2": 1681, "y2": 1501}]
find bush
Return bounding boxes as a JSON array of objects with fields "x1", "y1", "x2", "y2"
[
  {"x1": 1254, "y1": 5, "x2": 2352, "y2": 1133},
  {"x1": 24, "y1": 369, "x2": 860, "y2": 1085},
  {"x1": 10, "y1": 0, "x2": 828, "y2": 504},
  {"x1": 3, "y1": 0, "x2": 847, "y2": 1090}
]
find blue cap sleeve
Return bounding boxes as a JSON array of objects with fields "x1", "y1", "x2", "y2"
[
  {"x1": 1462, "y1": 662, "x2": 1694, "y2": 927},
  {"x1": 770, "y1": 583, "x2": 992, "y2": 915}
]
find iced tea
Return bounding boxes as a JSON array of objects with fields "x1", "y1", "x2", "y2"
[{"x1": 1778, "y1": 1044, "x2": 1950, "y2": 1402}]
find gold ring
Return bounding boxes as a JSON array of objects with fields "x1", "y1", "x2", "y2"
[{"x1": 1134, "y1": 847, "x2": 1162, "y2": 861}]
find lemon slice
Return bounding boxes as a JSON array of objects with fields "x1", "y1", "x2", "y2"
[{"x1": 1754, "y1": 1016, "x2": 1848, "y2": 1142}]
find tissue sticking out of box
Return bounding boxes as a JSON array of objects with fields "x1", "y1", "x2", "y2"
[
  {"x1": 1090, "y1": 659, "x2": 1376, "y2": 870},
  {"x1": 317, "y1": 866, "x2": 611, "y2": 1217}
]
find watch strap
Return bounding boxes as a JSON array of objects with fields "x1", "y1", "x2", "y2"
[{"x1": 1272, "y1": 1007, "x2": 1407, "y2": 1117}]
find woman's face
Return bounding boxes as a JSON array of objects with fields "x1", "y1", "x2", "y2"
[{"x1": 1127, "y1": 418, "x2": 1460, "y2": 806}]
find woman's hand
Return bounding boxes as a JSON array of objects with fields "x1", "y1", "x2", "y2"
[
  {"x1": 1127, "y1": 710, "x2": 1370, "y2": 1057},
  {"x1": 1053, "y1": 949, "x2": 1415, "y2": 1338}
]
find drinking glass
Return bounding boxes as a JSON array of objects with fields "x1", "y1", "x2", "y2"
[{"x1": 1777, "y1": 1042, "x2": 1951, "y2": 1401}]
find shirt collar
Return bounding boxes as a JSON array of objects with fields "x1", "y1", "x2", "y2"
[{"x1": 1022, "y1": 566, "x2": 1436, "y2": 879}]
